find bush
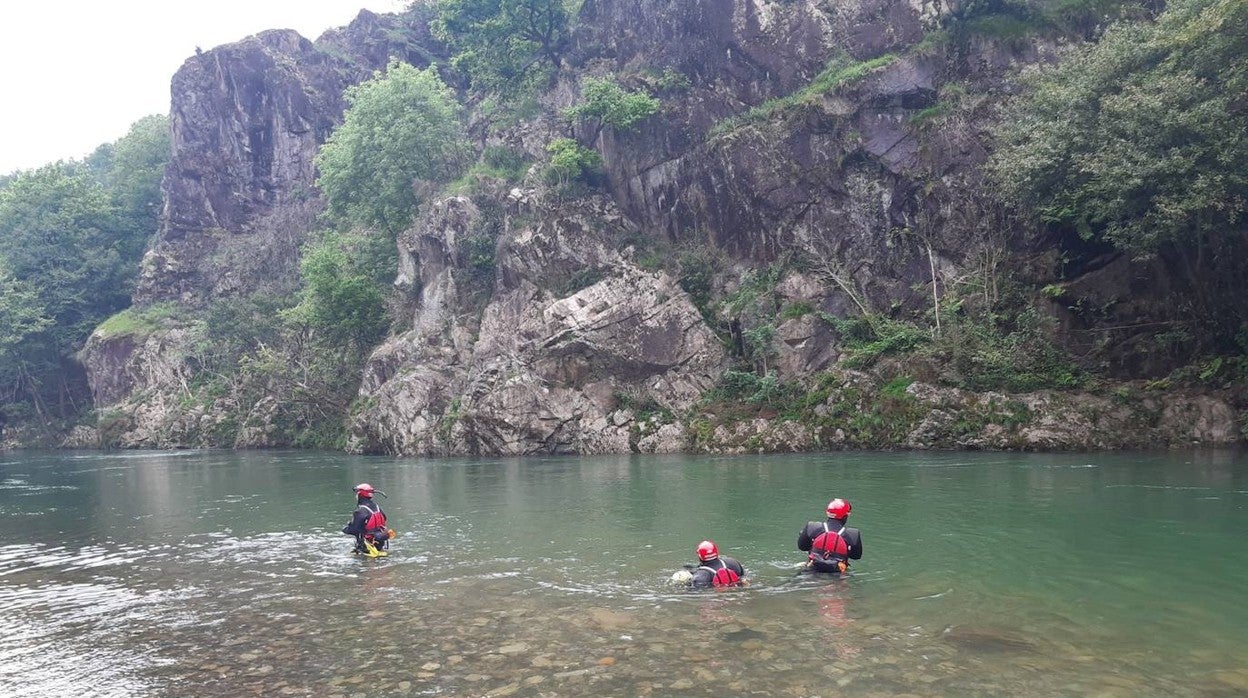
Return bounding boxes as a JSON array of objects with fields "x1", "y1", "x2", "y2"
[
  {"x1": 544, "y1": 138, "x2": 603, "y2": 188},
  {"x1": 994, "y1": 0, "x2": 1248, "y2": 258},
  {"x1": 285, "y1": 232, "x2": 392, "y2": 350},
  {"x1": 933, "y1": 306, "x2": 1084, "y2": 392},
  {"x1": 566, "y1": 77, "x2": 661, "y2": 132},
  {"x1": 827, "y1": 314, "x2": 931, "y2": 368}
]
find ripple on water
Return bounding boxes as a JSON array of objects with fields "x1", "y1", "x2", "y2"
[{"x1": 0, "y1": 542, "x2": 206, "y2": 698}]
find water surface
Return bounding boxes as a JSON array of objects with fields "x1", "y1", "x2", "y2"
[{"x1": 1, "y1": 449, "x2": 1245, "y2": 696}]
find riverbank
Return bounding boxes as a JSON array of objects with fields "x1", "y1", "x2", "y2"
[{"x1": 7, "y1": 369, "x2": 1243, "y2": 454}]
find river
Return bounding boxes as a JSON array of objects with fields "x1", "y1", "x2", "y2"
[{"x1": 1, "y1": 449, "x2": 1245, "y2": 696}]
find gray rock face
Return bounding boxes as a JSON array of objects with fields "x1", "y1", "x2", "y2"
[
  {"x1": 136, "y1": 30, "x2": 352, "y2": 306},
  {"x1": 568, "y1": 0, "x2": 1012, "y2": 346},
  {"x1": 901, "y1": 382, "x2": 1242, "y2": 450},
  {"x1": 351, "y1": 193, "x2": 730, "y2": 455},
  {"x1": 136, "y1": 11, "x2": 437, "y2": 307},
  {"x1": 74, "y1": 2, "x2": 1244, "y2": 454}
]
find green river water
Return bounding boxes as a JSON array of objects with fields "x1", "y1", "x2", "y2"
[{"x1": 1, "y1": 449, "x2": 1246, "y2": 697}]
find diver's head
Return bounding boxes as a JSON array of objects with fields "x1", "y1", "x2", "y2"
[
  {"x1": 826, "y1": 498, "x2": 851, "y2": 520},
  {"x1": 696, "y1": 540, "x2": 719, "y2": 562},
  {"x1": 353, "y1": 483, "x2": 375, "y2": 499}
]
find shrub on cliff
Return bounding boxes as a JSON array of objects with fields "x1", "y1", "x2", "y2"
[
  {"x1": 543, "y1": 138, "x2": 602, "y2": 191},
  {"x1": 285, "y1": 232, "x2": 392, "y2": 351},
  {"x1": 565, "y1": 77, "x2": 660, "y2": 137},
  {"x1": 315, "y1": 60, "x2": 468, "y2": 234}
]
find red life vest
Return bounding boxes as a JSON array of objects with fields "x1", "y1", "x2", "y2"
[
  {"x1": 810, "y1": 521, "x2": 850, "y2": 568},
  {"x1": 359, "y1": 502, "x2": 387, "y2": 537},
  {"x1": 698, "y1": 558, "x2": 742, "y2": 587}
]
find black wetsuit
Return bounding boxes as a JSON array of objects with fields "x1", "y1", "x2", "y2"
[
  {"x1": 342, "y1": 496, "x2": 388, "y2": 551},
  {"x1": 797, "y1": 518, "x2": 863, "y2": 573},
  {"x1": 689, "y1": 556, "x2": 745, "y2": 589}
]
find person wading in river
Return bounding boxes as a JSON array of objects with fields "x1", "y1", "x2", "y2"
[
  {"x1": 342, "y1": 483, "x2": 391, "y2": 556},
  {"x1": 687, "y1": 540, "x2": 746, "y2": 589},
  {"x1": 798, "y1": 498, "x2": 863, "y2": 574}
]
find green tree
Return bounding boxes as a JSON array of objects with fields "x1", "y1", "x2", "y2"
[
  {"x1": 315, "y1": 60, "x2": 468, "y2": 233},
  {"x1": 565, "y1": 77, "x2": 660, "y2": 139},
  {"x1": 0, "y1": 272, "x2": 52, "y2": 362},
  {"x1": 0, "y1": 165, "x2": 129, "y2": 349},
  {"x1": 0, "y1": 120, "x2": 169, "y2": 420},
  {"x1": 994, "y1": 0, "x2": 1248, "y2": 257},
  {"x1": 432, "y1": 0, "x2": 573, "y2": 92},
  {"x1": 285, "y1": 232, "x2": 392, "y2": 350},
  {"x1": 544, "y1": 137, "x2": 602, "y2": 188},
  {"x1": 107, "y1": 115, "x2": 170, "y2": 245}
]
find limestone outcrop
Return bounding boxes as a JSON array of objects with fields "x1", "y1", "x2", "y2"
[
  {"x1": 74, "y1": 1, "x2": 1244, "y2": 454},
  {"x1": 350, "y1": 193, "x2": 730, "y2": 455}
]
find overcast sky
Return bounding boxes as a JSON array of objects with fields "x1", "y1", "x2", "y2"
[{"x1": 0, "y1": 0, "x2": 407, "y2": 175}]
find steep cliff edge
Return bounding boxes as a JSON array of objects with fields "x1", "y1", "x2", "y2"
[
  {"x1": 75, "y1": 0, "x2": 1245, "y2": 453},
  {"x1": 78, "y1": 10, "x2": 439, "y2": 448},
  {"x1": 138, "y1": 12, "x2": 434, "y2": 306}
]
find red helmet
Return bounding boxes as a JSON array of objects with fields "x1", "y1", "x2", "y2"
[
  {"x1": 826, "y1": 498, "x2": 851, "y2": 519},
  {"x1": 353, "y1": 483, "x2": 375, "y2": 497},
  {"x1": 696, "y1": 540, "x2": 719, "y2": 561}
]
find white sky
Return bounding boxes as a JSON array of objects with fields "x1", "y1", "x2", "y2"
[{"x1": 0, "y1": 0, "x2": 408, "y2": 175}]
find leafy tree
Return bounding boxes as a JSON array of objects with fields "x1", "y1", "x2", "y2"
[
  {"x1": 994, "y1": 0, "x2": 1248, "y2": 257},
  {"x1": 0, "y1": 117, "x2": 169, "y2": 420},
  {"x1": 285, "y1": 232, "x2": 392, "y2": 350},
  {"x1": 544, "y1": 137, "x2": 601, "y2": 188},
  {"x1": 315, "y1": 60, "x2": 468, "y2": 233},
  {"x1": 432, "y1": 0, "x2": 573, "y2": 92},
  {"x1": 0, "y1": 165, "x2": 129, "y2": 349},
  {"x1": 107, "y1": 115, "x2": 170, "y2": 242},
  {"x1": 565, "y1": 77, "x2": 661, "y2": 139},
  {"x1": 0, "y1": 272, "x2": 51, "y2": 361}
]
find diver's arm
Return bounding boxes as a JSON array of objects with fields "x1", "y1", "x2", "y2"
[
  {"x1": 846, "y1": 528, "x2": 863, "y2": 559},
  {"x1": 797, "y1": 523, "x2": 814, "y2": 552},
  {"x1": 344, "y1": 506, "x2": 368, "y2": 536}
]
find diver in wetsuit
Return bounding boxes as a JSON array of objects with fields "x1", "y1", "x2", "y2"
[
  {"x1": 688, "y1": 540, "x2": 745, "y2": 589},
  {"x1": 342, "y1": 483, "x2": 389, "y2": 554},
  {"x1": 798, "y1": 498, "x2": 863, "y2": 574}
]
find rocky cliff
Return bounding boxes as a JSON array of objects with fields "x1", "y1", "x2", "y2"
[
  {"x1": 76, "y1": 1, "x2": 1245, "y2": 453},
  {"x1": 77, "y1": 11, "x2": 439, "y2": 448},
  {"x1": 138, "y1": 11, "x2": 435, "y2": 306}
]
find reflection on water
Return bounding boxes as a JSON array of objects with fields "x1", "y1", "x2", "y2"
[{"x1": 0, "y1": 449, "x2": 1246, "y2": 696}]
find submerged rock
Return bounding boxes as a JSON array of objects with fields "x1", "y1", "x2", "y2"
[{"x1": 941, "y1": 626, "x2": 1036, "y2": 654}]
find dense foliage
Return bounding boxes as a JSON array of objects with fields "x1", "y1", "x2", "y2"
[
  {"x1": 432, "y1": 0, "x2": 573, "y2": 92},
  {"x1": 0, "y1": 116, "x2": 169, "y2": 420},
  {"x1": 315, "y1": 61, "x2": 468, "y2": 234},
  {"x1": 285, "y1": 231, "x2": 395, "y2": 351},
  {"x1": 994, "y1": 0, "x2": 1248, "y2": 257}
]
